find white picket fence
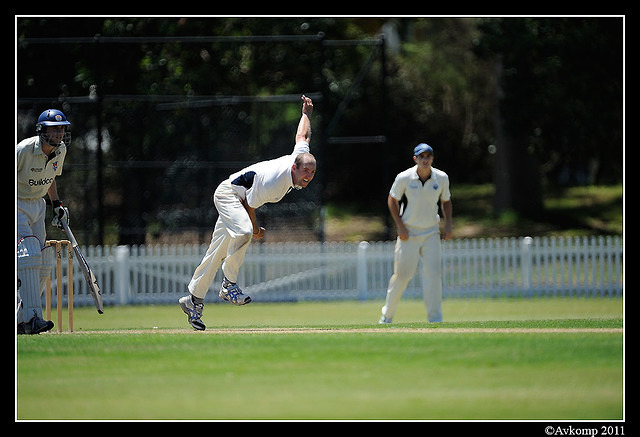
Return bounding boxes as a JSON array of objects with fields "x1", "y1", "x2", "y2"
[{"x1": 48, "y1": 235, "x2": 623, "y2": 308}]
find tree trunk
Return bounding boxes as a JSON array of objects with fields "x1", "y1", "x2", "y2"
[{"x1": 492, "y1": 55, "x2": 543, "y2": 219}]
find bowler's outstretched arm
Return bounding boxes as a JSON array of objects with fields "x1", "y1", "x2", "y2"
[{"x1": 295, "y1": 95, "x2": 313, "y2": 144}]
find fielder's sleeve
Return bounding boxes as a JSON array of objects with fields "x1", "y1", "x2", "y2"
[
  {"x1": 440, "y1": 173, "x2": 451, "y2": 202},
  {"x1": 389, "y1": 173, "x2": 406, "y2": 201}
]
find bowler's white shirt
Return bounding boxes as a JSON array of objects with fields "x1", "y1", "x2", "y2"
[
  {"x1": 389, "y1": 165, "x2": 451, "y2": 235},
  {"x1": 17, "y1": 136, "x2": 67, "y2": 200},
  {"x1": 228, "y1": 141, "x2": 309, "y2": 209}
]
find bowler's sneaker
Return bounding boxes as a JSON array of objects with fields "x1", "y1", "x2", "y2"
[
  {"x1": 219, "y1": 279, "x2": 252, "y2": 306},
  {"x1": 178, "y1": 295, "x2": 206, "y2": 331},
  {"x1": 378, "y1": 316, "x2": 392, "y2": 324}
]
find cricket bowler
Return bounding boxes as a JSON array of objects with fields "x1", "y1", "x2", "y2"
[
  {"x1": 379, "y1": 143, "x2": 453, "y2": 324},
  {"x1": 179, "y1": 95, "x2": 316, "y2": 330},
  {"x1": 17, "y1": 109, "x2": 72, "y2": 334}
]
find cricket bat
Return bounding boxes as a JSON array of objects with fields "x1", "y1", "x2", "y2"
[{"x1": 61, "y1": 220, "x2": 104, "y2": 314}]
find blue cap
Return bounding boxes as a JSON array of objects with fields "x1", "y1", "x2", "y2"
[{"x1": 414, "y1": 143, "x2": 433, "y2": 156}]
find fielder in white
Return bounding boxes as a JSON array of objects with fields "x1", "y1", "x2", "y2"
[
  {"x1": 379, "y1": 143, "x2": 453, "y2": 324},
  {"x1": 17, "y1": 109, "x2": 72, "y2": 334},
  {"x1": 179, "y1": 95, "x2": 316, "y2": 330}
]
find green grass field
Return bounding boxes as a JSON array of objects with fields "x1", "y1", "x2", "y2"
[{"x1": 16, "y1": 298, "x2": 623, "y2": 421}]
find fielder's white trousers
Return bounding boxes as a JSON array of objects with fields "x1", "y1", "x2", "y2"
[
  {"x1": 381, "y1": 229, "x2": 443, "y2": 322},
  {"x1": 188, "y1": 180, "x2": 253, "y2": 299}
]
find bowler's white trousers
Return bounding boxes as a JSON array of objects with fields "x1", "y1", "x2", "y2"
[
  {"x1": 381, "y1": 229, "x2": 443, "y2": 322},
  {"x1": 188, "y1": 180, "x2": 254, "y2": 299}
]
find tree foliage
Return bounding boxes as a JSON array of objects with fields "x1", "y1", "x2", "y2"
[{"x1": 17, "y1": 17, "x2": 623, "y2": 244}]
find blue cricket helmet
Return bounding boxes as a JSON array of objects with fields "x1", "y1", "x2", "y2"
[
  {"x1": 36, "y1": 109, "x2": 71, "y2": 147},
  {"x1": 36, "y1": 109, "x2": 71, "y2": 129}
]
